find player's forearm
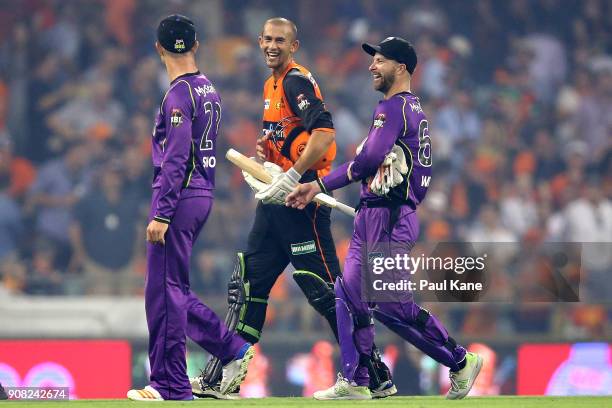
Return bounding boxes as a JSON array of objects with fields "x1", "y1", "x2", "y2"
[
  {"x1": 320, "y1": 161, "x2": 352, "y2": 192},
  {"x1": 350, "y1": 131, "x2": 397, "y2": 181},
  {"x1": 155, "y1": 128, "x2": 191, "y2": 222},
  {"x1": 292, "y1": 129, "x2": 335, "y2": 175},
  {"x1": 321, "y1": 139, "x2": 393, "y2": 192},
  {"x1": 155, "y1": 159, "x2": 188, "y2": 223}
]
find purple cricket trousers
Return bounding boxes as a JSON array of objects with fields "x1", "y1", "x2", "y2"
[
  {"x1": 336, "y1": 206, "x2": 466, "y2": 386},
  {"x1": 146, "y1": 190, "x2": 246, "y2": 400}
]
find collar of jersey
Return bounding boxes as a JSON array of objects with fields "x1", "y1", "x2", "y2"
[
  {"x1": 272, "y1": 61, "x2": 298, "y2": 85},
  {"x1": 171, "y1": 70, "x2": 201, "y2": 84}
]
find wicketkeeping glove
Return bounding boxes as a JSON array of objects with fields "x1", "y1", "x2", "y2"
[
  {"x1": 255, "y1": 167, "x2": 301, "y2": 205},
  {"x1": 370, "y1": 145, "x2": 408, "y2": 196}
]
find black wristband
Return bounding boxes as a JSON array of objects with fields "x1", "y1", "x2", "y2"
[
  {"x1": 153, "y1": 216, "x2": 171, "y2": 224},
  {"x1": 316, "y1": 177, "x2": 329, "y2": 195}
]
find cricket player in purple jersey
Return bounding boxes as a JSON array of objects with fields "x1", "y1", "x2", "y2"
[
  {"x1": 287, "y1": 37, "x2": 483, "y2": 400},
  {"x1": 127, "y1": 15, "x2": 253, "y2": 401}
]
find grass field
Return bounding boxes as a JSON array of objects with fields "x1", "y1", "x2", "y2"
[{"x1": 6, "y1": 396, "x2": 611, "y2": 407}]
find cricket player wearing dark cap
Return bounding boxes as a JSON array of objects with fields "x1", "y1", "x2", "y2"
[
  {"x1": 127, "y1": 14, "x2": 254, "y2": 401},
  {"x1": 287, "y1": 37, "x2": 483, "y2": 400}
]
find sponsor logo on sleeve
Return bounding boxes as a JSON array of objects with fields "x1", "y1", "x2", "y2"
[
  {"x1": 306, "y1": 72, "x2": 318, "y2": 88},
  {"x1": 170, "y1": 109, "x2": 183, "y2": 127},
  {"x1": 174, "y1": 39, "x2": 185, "y2": 51},
  {"x1": 291, "y1": 240, "x2": 317, "y2": 255},
  {"x1": 296, "y1": 94, "x2": 310, "y2": 111},
  {"x1": 373, "y1": 113, "x2": 386, "y2": 128}
]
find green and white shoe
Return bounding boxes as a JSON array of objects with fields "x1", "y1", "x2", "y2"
[
  {"x1": 446, "y1": 352, "x2": 483, "y2": 400},
  {"x1": 313, "y1": 373, "x2": 372, "y2": 400}
]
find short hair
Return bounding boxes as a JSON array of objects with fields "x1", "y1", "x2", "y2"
[{"x1": 263, "y1": 17, "x2": 297, "y2": 41}]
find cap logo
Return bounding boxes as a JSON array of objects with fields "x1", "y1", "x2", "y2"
[
  {"x1": 382, "y1": 37, "x2": 395, "y2": 43},
  {"x1": 174, "y1": 39, "x2": 185, "y2": 51}
]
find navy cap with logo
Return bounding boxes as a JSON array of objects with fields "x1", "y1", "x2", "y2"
[
  {"x1": 157, "y1": 14, "x2": 197, "y2": 54},
  {"x1": 362, "y1": 37, "x2": 417, "y2": 74}
]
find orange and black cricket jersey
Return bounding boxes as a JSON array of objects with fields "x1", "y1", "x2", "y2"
[{"x1": 262, "y1": 61, "x2": 336, "y2": 179}]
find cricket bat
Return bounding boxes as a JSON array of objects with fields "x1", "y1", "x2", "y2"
[{"x1": 226, "y1": 148, "x2": 356, "y2": 217}]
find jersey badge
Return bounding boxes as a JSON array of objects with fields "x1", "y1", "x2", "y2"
[
  {"x1": 170, "y1": 109, "x2": 183, "y2": 127},
  {"x1": 297, "y1": 94, "x2": 310, "y2": 111},
  {"x1": 373, "y1": 113, "x2": 386, "y2": 128}
]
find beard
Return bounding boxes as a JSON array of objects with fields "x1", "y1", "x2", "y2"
[{"x1": 375, "y1": 73, "x2": 395, "y2": 94}]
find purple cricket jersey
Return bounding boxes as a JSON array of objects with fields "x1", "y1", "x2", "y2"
[
  {"x1": 321, "y1": 91, "x2": 432, "y2": 208},
  {"x1": 151, "y1": 71, "x2": 221, "y2": 223}
]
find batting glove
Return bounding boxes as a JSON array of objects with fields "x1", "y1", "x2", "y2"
[
  {"x1": 255, "y1": 167, "x2": 302, "y2": 205},
  {"x1": 242, "y1": 160, "x2": 284, "y2": 193}
]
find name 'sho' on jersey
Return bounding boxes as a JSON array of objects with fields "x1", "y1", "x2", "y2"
[{"x1": 152, "y1": 71, "x2": 221, "y2": 222}]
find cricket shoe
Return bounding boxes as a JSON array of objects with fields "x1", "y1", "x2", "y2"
[
  {"x1": 313, "y1": 373, "x2": 372, "y2": 400},
  {"x1": 446, "y1": 352, "x2": 483, "y2": 400},
  {"x1": 370, "y1": 380, "x2": 397, "y2": 398},
  {"x1": 127, "y1": 385, "x2": 163, "y2": 401},
  {"x1": 190, "y1": 377, "x2": 238, "y2": 400},
  {"x1": 220, "y1": 343, "x2": 255, "y2": 394}
]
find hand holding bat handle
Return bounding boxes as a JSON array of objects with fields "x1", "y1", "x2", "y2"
[{"x1": 226, "y1": 148, "x2": 355, "y2": 217}]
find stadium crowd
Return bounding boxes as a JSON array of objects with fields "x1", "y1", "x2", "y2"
[{"x1": 0, "y1": 0, "x2": 610, "y2": 340}]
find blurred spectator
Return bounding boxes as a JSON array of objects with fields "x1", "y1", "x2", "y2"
[
  {"x1": 523, "y1": 33, "x2": 567, "y2": 103},
  {"x1": 47, "y1": 79, "x2": 123, "y2": 145},
  {"x1": 467, "y1": 205, "x2": 517, "y2": 243},
  {"x1": 24, "y1": 239, "x2": 64, "y2": 295},
  {"x1": 561, "y1": 179, "x2": 612, "y2": 243},
  {"x1": 40, "y1": 3, "x2": 80, "y2": 61},
  {"x1": 27, "y1": 142, "x2": 92, "y2": 268},
  {"x1": 0, "y1": 256, "x2": 26, "y2": 295},
  {"x1": 415, "y1": 36, "x2": 448, "y2": 100},
  {"x1": 122, "y1": 144, "x2": 151, "y2": 205},
  {"x1": 532, "y1": 128, "x2": 564, "y2": 182},
  {"x1": 573, "y1": 68, "x2": 612, "y2": 158},
  {"x1": 0, "y1": 136, "x2": 36, "y2": 199},
  {"x1": 435, "y1": 90, "x2": 481, "y2": 144},
  {"x1": 27, "y1": 53, "x2": 73, "y2": 161},
  {"x1": 0, "y1": 168, "x2": 22, "y2": 261},
  {"x1": 499, "y1": 177, "x2": 538, "y2": 237},
  {"x1": 69, "y1": 161, "x2": 141, "y2": 295},
  {"x1": 434, "y1": 90, "x2": 481, "y2": 168},
  {"x1": 561, "y1": 178, "x2": 612, "y2": 301}
]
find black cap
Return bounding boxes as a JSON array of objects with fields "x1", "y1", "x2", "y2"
[
  {"x1": 362, "y1": 37, "x2": 417, "y2": 74},
  {"x1": 157, "y1": 14, "x2": 197, "y2": 54}
]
